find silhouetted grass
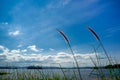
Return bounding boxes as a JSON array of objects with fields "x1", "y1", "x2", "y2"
[
  {"x1": 57, "y1": 29, "x2": 82, "y2": 80},
  {"x1": 87, "y1": 27, "x2": 111, "y2": 64},
  {"x1": 87, "y1": 27, "x2": 120, "y2": 80}
]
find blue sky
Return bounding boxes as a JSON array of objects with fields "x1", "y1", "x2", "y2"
[{"x1": 0, "y1": 0, "x2": 120, "y2": 67}]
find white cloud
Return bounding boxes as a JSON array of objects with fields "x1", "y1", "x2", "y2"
[
  {"x1": 0, "y1": 45, "x2": 5, "y2": 51},
  {"x1": 21, "y1": 49, "x2": 27, "y2": 53},
  {"x1": 0, "y1": 45, "x2": 9, "y2": 54},
  {"x1": 1, "y1": 22, "x2": 8, "y2": 25},
  {"x1": 0, "y1": 45, "x2": 108, "y2": 67},
  {"x1": 9, "y1": 30, "x2": 20, "y2": 36},
  {"x1": 17, "y1": 44, "x2": 22, "y2": 47},
  {"x1": 0, "y1": 54, "x2": 7, "y2": 61},
  {"x1": 45, "y1": 0, "x2": 71, "y2": 9},
  {"x1": 49, "y1": 48, "x2": 54, "y2": 51},
  {"x1": 27, "y1": 45, "x2": 39, "y2": 52},
  {"x1": 39, "y1": 48, "x2": 44, "y2": 52},
  {"x1": 11, "y1": 49, "x2": 20, "y2": 54}
]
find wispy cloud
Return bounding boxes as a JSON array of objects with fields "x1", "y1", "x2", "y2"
[
  {"x1": 17, "y1": 44, "x2": 22, "y2": 47},
  {"x1": 49, "y1": 48, "x2": 55, "y2": 51},
  {"x1": 27, "y1": 45, "x2": 39, "y2": 52},
  {"x1": 6, "y1": 0, "x2": 106, "y2": 49},
  {"x1": 0, "y1": 45, "x2": 9, "y2": 54},
  {"x1": 62, "y1": 0, "x2": 71, "y2": 6},
  {"x1": 9, "y1": 30, "x2": 20, "y2": 36},
  {"x1": 105, "y1": 27, "x2": 120, "y2": 38},
  {"x1": 45, "y1": 0, "x2": 71, "y2": 9},
  {"x1": 1, "y1": 22, "x2": 8, "y2": 25}
]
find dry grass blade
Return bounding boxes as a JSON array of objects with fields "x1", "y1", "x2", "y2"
[
  {"x1": 56, "y1": 29, "x2": 69, "y2": 43},
  {"x1": 57, "y1": 29, "x2": 82, "y2": 80},
  {"x1": 87, "y1": 27, "x2": 100, "y2": 41},
  {"x1": 87, "y1": 27, "x2": 115, "y2": 79}
]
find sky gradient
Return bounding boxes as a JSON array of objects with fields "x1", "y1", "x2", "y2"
[{"x1": 0, "y1": 0, "x2": 120, "y2": 67}]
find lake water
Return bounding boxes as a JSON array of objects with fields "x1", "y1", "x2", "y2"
[{"x1": 0, "y1": 69, "x2": 120, "y2": 80}]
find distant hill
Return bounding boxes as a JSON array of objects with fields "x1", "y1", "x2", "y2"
[
  {"x1": 0, "y1": 64, "x2": 120, "y2": 69},
  {"x1": 105, "y1": 64, "x2": 120, "y2": 69},
  {"x1": 0, "y1": 66, "x2": 94, "y2": 69}
]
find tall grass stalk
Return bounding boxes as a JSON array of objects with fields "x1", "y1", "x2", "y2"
[
  {"x1": 87, "y1": 27, "x2": 117, "y2": 79},
  {"x1": 57, "y1": 29, "x2": 82, "y2": 80},
  {"x1": 52, "y1": 63, "x2": 67, "y2": 80},
  {"x1": 89, "y1": 56, "x2": 105, "y2": 80},
  {"x1": 89, "y1": 45, "x2": 105, "y2": 80},
  {"x1": 87, "y1": 27, "x2": 111, "y2": 64},
  {"x1": 72, "y1": 62, "x2": 78, "y2": 80},
  {"x1": 58, "y1": 63, "x2": 66, "y2": 80},
  {"x1": 91, "y1": 45, "x2": 101, "y2": 67}
]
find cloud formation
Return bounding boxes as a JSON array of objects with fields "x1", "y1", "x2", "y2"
[
  {"x1": 27, "y1": 45, "x2": 39, "y2": 52},
  {"x1": 9, "y1": 30, "x2": 20, "y2": 36},
  {"x1": 0, "y1": 45, "x2": 101, "y2": 67}
]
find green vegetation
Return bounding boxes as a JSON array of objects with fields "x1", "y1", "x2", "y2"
[
  {"x1": 105, "y1": 64, "x2": 120, "y2": 68},
  {"x1": 87, "y1": 27, "x2": 120, "y2": 80},
  {"x1": 0, "y1": 72, "x2": 10, "y2": 75},
  {"x1": 0, "y1": 69, "x2": 75, "y2": 80},
  {"x1": 0, "y1": 27, "x2": 120, "y2": 80}
]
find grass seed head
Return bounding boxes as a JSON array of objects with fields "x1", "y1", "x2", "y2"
[
  {"x1": 87, "y1": 27, "x2": 100, "y2": 41},
  {"x1": 56, "y1": 29, "x2": 69, "y2": 43}
]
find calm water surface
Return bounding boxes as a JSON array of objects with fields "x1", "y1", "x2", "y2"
[{"x1": 0, "y1": 69, "x2": 120, "y2": 80}]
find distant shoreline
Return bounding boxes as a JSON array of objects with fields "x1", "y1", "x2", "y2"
[{"x1": 0, "y1": 64, "x2": 120, "y2": 69}]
